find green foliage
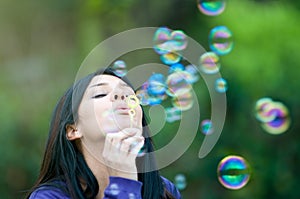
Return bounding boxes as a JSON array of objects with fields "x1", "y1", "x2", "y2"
[{"x1": 1, "y1": 0, "x2": 299, "y2": 198}]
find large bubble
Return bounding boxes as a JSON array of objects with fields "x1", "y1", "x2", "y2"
[
  {"x1": 197, "y1": 0, "x2": 226, "y2": 16},
  {"x1": 217, "y1": 155, "x2": 251, "y2": 190},
  {"x1": 208, "y1": 26, "x2": 233, "y2": 55}
]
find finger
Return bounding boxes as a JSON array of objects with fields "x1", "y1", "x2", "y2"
[{"x1": 119, "y1": 136, "x2": 144, "y2": 154}]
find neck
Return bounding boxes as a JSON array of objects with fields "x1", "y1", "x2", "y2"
[{"x1": 81, "y1": 143, "x2": 109, "y2": 199}]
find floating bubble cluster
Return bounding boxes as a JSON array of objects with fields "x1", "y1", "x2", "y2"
[
  {"x1": 197, "y1": 0, "x2": 226, "y2": 16},
  {"x1": 111, "y1": 60, "x2": 127, "y2": 77},
  {"x1": 255, "y1": 98, "x2": 291, "y2": 135},
  {"x1": 217, "y1": 155, "x2": 251, "y2": 190},
  {"x1": 209, "y1": 26, "x2": 233, "y2": 55},
  {"x1": 174, "y1": 174, "x2": 187, "y2": 190}
]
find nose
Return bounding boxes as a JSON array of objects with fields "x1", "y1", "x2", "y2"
[{"x1": 111, "y1": 92, "x2": 128, "y2": 101}]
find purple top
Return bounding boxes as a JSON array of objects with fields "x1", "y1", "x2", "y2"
[{"x1": 29, "y1": 176, "x2": 181, "y2": 199}]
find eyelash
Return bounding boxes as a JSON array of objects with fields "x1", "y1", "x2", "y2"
[{"x1": 92, "y1": 94, "x2": 107, "y2": 98}]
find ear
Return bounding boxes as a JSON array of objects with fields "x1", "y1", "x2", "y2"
[{"x1": 66, "y1": 124, "x2": 82, "y2": 140}]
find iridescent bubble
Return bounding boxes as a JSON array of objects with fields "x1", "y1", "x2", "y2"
[
  {"x1": 172, "y1": 91, "x2": 194, "y2": 111},
  {"x1": 215, "y1": 78, "x2": 228, "y2": 93},
  {"x1": 153, "y1": 27, "x2": 172, "y2": 55},
  {"x1": 136, "y1": 82, "x2": 150, "y2": 106},
  {"x1": 260, "y1": 102, "x2": 291, "y2": 135},
  {"x1": 199, "y1": 52, "x2": 220, "y2": 74},
  {"x1": 165, "y1": 107, "x2": 181, "y2": 123},
  {"x1": 153, "y1": 27, "x2": 188, "y2": 54},
  {"x1": 169, "y1": 30, "x2": 188, "y2": 51},
  {"x1": 128, "y1": 193, "x2": 136, "y2": 199},
  {"x1": 209, "y1": 26, "x2": 233, "y2": 55},
  {"x1": 108, "y1": 183, "x2": 120, "y2": 195},
  {"x1": 147, "y1": 73, "x2": 167, "y2": 96},
  {"x1": 255, "y1": 98, "x2": 277, "y2": 123},
  {"x1": 137, "y1": 144, "x2": 147, "y2": 157},
  {"x1": 185, "y1": 64, "x2": 200, "y2": 84},
  {"x1": 217, "y1": 155, "x2": 251, "y2": 190},
  {"x1": 201, "y1": 119, "x2": 213, "y2": 135},
  {"x1": 111, "y1": 60, "x2": 127, "y2": 77},
  {"x1": 160, "y1": 52, "x2": 182, "y2": 65},
  {"x1": 197, "y1": 0, "x2": 226, "y2": 16},
  {"x1": 174, "y1": 174, "x2": 187, "y2": 190},
  {"x1": 166, "y1": 71, "x2": 193, "y2": 97},
  {"x1": 169, "y1": 63, "x2": 185, "y2": 74}
]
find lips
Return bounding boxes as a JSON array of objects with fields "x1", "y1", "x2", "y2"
[{"x1": 114, "y1": 106, "x2": 131, "y2": 115}]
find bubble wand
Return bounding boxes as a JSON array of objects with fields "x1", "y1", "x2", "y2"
[{"x1": 126, "y1": 95, "x2": 140, "y2": 128}]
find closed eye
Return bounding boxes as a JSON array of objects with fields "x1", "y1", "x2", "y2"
[{"x1": 92, "y1": 94, "x2": 107, "y2": 98}]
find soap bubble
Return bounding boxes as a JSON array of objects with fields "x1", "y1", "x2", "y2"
[
  {"x1": 254, "y1": 98, "x2": 291, "y2": 135},
  {"x1": 217, "y1": 155, "x2": 251, "y2": 190},
  {"x1": 169, "y1": 63, "x2": 185, "y2": 74},
  {"x1": 160, "y1": 52, "x2": 182, "y2": 65},
  {"x1": 111, "y1": 60, "x2": 127, "y2": 77},
  {"x1": 147, "y1": 73, "x2": 167, "y2": 96},
  {"x1": 199, "y1": 52, "x2": 220, "y2": 74},
  {"x1": 197, "y1": 0, "x2": 226, "y2": 16},
  {"x1": 215, "y1": 78, "x2": 228, "y2": 93},
  {"x1": 172, "y1": 91, "x2": 194, "y2": 111},
  {"x1": 260, "y1": 102, "x2": 291, "y2": 135},
  {"x1": 165, "y1": 107, "x2": 182, "y2": 123},
  {"x1": 166, "y1": 71, "x2": 192, "y2": 97},
  {"x1": 255, "y1": 97, "x2": 277, "y2": 123},
  {"x1": 153, "y1": 27, "x2": 188, "y2": 54},
  {"x1": 174, "y1": 174, "x2": 187, "y2": 190},
  {"x1": 185, "y1": 64, "x2": 200, "y2": 84},
  {"x1": 209, "y1": 26, "x2": 233, "y2": 55},
  {"x1": 201, "y1": 119, "x2": 213, "y2": 135}
]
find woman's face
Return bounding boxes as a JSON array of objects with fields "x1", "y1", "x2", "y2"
[{"x1": 77, "y1": 74, "x2": 143, "y2": 142}]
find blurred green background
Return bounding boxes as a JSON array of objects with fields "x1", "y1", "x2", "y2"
[{"x1": 1, "y1": 0, "x2": 299, "y2": 198}]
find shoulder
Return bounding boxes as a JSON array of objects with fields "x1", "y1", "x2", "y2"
[
  {"x1": 161, "y1": 176, "x2": 181, "y2": 199},
  {"x1": 29, "y1": 183, "x2": 70, "y2": 199}
]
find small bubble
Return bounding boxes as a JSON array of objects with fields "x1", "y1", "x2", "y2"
[
  {"x1": 160, "y1": 52, "x2": 182, "y2": 65},
  {"x1": 165, "y1": 107, "x2": 182, "y2": 123},
  {"x1": 185, "y1": 64, "x2": 200, "y2": 84},
  {"x1": 109, "y1": 183, "x2": 120, "y2": 195},
  {"x1": 197, "y1": 0, "x2": 226, "y2": 16},
  {"x1": 200, "y1": 119, "x2": 213, "y2": 135},
  {"x1": 111, "y1": 60, "x2": 127, "y2": 77},
  {"x1": 174, "y1": 173, "x2": 187, "y2": 190},
  {"x1": 217, "y1": 155, "x2": 251, "y2": 190},
  {"x1": 199, "y1": 52, "x2": 220, "y2": 74},
  {"x1": 209, "y1": 26, "x2": 233, "y2": 55},
  {"x1": 254, "y1": 98, "x2": 291, "y2": 135},
  {"x1": 215, "y1": 78, "x2": 228, "y2": 93}
]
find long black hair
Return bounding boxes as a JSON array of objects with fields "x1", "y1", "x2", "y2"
[{"x1": 25, "y1": 68, "x2": 176, "y2": 199}]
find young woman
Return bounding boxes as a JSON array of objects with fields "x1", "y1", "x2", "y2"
[{"x1": 26, "y1": 68, "x2": 181, "y2": 199}]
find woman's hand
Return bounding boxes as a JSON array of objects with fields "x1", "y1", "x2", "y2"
[{"x1": 102, "y1": 127, "x2": 144, "y2": 181}]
